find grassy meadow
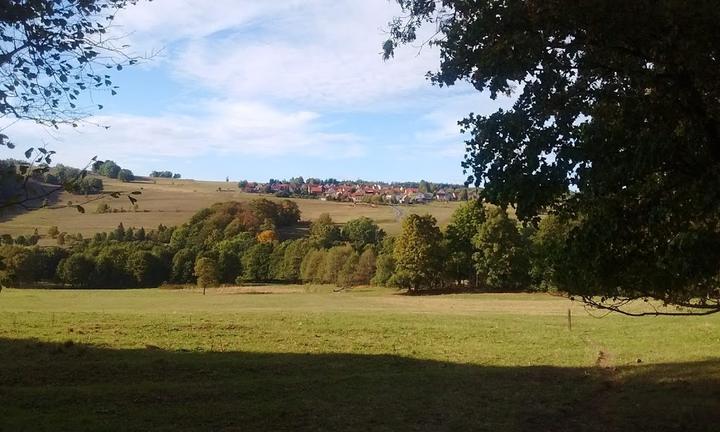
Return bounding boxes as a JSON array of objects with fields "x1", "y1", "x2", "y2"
[
  {"x1": 0, "y1": 177, "x2": 460, "y2": 239},
  {"x1": 1, "y1": 286, "x2": 718, "y2": 431}
]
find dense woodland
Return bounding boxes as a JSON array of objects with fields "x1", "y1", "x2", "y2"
[{"x1": 0, "y1": 198, "x2": 567, "y2": 293}]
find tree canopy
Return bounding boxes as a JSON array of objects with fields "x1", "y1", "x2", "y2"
[
  {"x1": 0, "y1": 1, "x2": 144, "y2": 212},
  {"x1": 392, "y1": 214, "x2": 445, "y2": 292},
  {"x1": 385, "y1": 0, "x2": 720, "y2": 314},
  {"x1": 0, "y1": 0, "x2": 142, "y2": 130}
]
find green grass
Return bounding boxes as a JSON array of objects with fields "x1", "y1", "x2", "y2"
[
  {"x1": 1, "y1": 287, "x2": 719, "y2": 431},
  {"x1": 0, "y1": 177, "x2": 461, "y2": 239}
]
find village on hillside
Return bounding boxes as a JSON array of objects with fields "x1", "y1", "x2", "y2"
[{"x1": 237, "y1": 179, "x2": 476, "y2": 204}]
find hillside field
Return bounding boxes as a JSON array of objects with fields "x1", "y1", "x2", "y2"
[
  {"x1": 0, "y1": 287, "x2": 718, "y2": 431},
  {"x1": 0, "y1": 177, "x2": 460, "y2": 239}
]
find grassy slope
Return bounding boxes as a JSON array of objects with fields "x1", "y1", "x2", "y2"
[
  {"x1": 0, "y1": 287, "x2": 718, "y2": 431},
  {"x1": 0, "y1": 177, "x2": 459, "y2": 239}
]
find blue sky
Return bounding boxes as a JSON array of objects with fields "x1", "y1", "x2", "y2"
[{"x1": 3, "y1": 0, "x2": 511, "y2": 183}]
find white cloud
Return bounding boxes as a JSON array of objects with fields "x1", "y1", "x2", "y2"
[
  {"x1": 1, "y1": 1, "x2": 511, "y2": 182},
  {"x1": 1, "y1": 100, "x2": 362, "y2": 170},
  {"x1": 115, "y1": 0, "x2": 315, "y2": 50},
  {"x1": 116, "y1": 0, "x2": 442, "y2": 108}
]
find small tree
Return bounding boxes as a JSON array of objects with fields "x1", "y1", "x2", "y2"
[
  {"x1": 393, "y1": 214, "x2": 445, "y2": 292},
  {"x1": 134, "y1": 227, "x2": 146, "y2": 241},
  {"x1": 354, "y1": 248, "x2": 377, "y2": 286},
  {"x1": 309, "y1": 213, "x2": 341, "y2": 248},
  {"x1": 341, "y1": 217, "x2": 385, "y2": 252},
  {"x1": 256, "y1": 230, "x2": 278, "y2": 244},
  {"x1": 473, "y1": 207, "x2": 531, "y2": 292},
  {"x1": 337, "y1": 251, "x2": 360, "y2": 288},
  {"x1": 57, "y1": 254, "x2": 96, "y2": 288},
  {"x1": 278, "y1": 200, "x2": 301, "y2": 226},
  {"x1": 98, "y1": 161, "x2": 121, "y2": 179},
  {"x1": 47, "y1": 226, "x2": 60, "y2": 239},
  {"x1": 126, "y1": 250, "x2": 164, "y2": 287},
  {"x1": 445, "y1": 199, "x2": 486, "y2": 287},
  {"x1": 279, "y1": 239, "x2": 311, "y2": 282},
  {"x1": 172, "y1": 248, "x2": 196, "y2": 283},
  {"x1": 372, "y1": 237, "x2": 396, "y2": 286},
  {"x1": 194, "y1": 257, "x2": 219, "y2": 294},
  {"x1": 117, "y1": 169, "x2": 135, "y2": 182},
  {"x1": 96, "y1": 203, "x2": 110, "y2": 214},
  {"x1": 300, "y1": 249, "x2": 327, "y2": 283},
  {"x1": 114, "y1": 223, "x2": 126, "y2": 241},
  {"x1": 322, "y1": 245, "x2": 355, "y2": 285},
  {"x1": 241, "y1": 243, "x2": 273, "y2": 282}
]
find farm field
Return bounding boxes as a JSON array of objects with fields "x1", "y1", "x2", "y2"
[
  {"x1": 0, "y1": 177, "x2": 460, "y2": 239},
  {"x1": 1, "y1": 287, "x2": 718, "y2": 431}
]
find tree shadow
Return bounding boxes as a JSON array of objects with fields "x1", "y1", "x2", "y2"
[
  {"x1": 0, "y1": 181, "x2": 63, "y2": 223},
  {"x1": 398, "y1": 287, "x2": 530, "y2": 296},
  {"x1": 0, "y1": 338, "x2": 718, "y2": 431}
]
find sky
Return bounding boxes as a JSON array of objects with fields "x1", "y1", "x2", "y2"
[{"x1": 1, "y1": 0, "x2": 512, "y2": 183}]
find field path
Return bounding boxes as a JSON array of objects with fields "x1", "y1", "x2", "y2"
[{"x1": 391, "y1": 205, "x2": 404, "y2": 221}]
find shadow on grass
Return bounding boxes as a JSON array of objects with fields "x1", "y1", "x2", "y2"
[
  {"x1": 0, "y1": 181, "x2": 63, "y2": 223},
  {"x1": 0, "y1": 338, "x2": 718, "y2": 432},
  {"x1": 399, "y1": 287, "x2": 530, "y2": 296}
]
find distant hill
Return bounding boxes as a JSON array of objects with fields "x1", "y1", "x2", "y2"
[{"x1": 0, "y1": 176, "x2": 461, "y2": 241}]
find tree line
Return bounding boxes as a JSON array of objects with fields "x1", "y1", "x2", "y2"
[
  {"x1": 92, "y1": 160, "x2": 135, "y2": 182},
  {"x1": 150, "y1": 171, "x2": 181, "y2": 179},
  {"x1": 0, "y1": 198, "x2": 573, "y2": 294},
  {"x1": 1, "y1": 158, "x2": 139, "y2": 201},
  {"x1": 1, "y1": 159, "x2": 104, "y2": 202}
]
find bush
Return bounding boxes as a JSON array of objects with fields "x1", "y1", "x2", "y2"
[
  {"x1": 47, "y1": 226, "x2": 59, "y2": 239},
  {"x1": 117, "y1": 169, "x2": 135, "y2": 182}
]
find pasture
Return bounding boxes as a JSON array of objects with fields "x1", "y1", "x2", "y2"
[
  {"x1": 0, "y1": 177, "x2": 460, "y2": 239},
  {"x1": 1, "y1": 287, "x2": 718, "y2": 431}
]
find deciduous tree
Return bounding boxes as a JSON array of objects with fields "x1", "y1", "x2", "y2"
[
  {"x1": 473, "y1": 207, "x2": 531, "y2": 292},
  {"x1": 309, "y1": 213, "x2": 341, "y2": 249},
  {"x1": 393, "y1": 214, "x2": 445, "y2": 292},
  {"x1": 341, "y1": 217, "x2": 385, "y2": 252},
  {"x1": 445, "y1": 200, "x2": 485, "y2": 286},
  {"x1": 386, "y1": 1, "x2": 720, "y2": 314},
  {"x1": 194, "y1": 257, "x2": 219, "y2": 292}
]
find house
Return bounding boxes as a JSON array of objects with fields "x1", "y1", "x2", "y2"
[
  {"x1": 270, "y1": 183, "x2": 291, "y2": 192},
  {"x1": 307, "y1": 184, "x2": 324, "y2": 195}
]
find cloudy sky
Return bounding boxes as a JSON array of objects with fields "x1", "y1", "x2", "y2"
[{"x1": 2, "y1": 0, "x2": 511, "y2": 183}]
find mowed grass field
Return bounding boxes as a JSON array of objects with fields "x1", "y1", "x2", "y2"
[
  {"x1": 0, "y1": 177, "x2": 460, "y2": 239},
  {"x1": 1, "y1": 287, "x2": 718, "y2": 431}
]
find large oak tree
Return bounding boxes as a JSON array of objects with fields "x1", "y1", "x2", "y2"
[{"x1": 385, "y1": 0, "x2": 720, "y2": 314}]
